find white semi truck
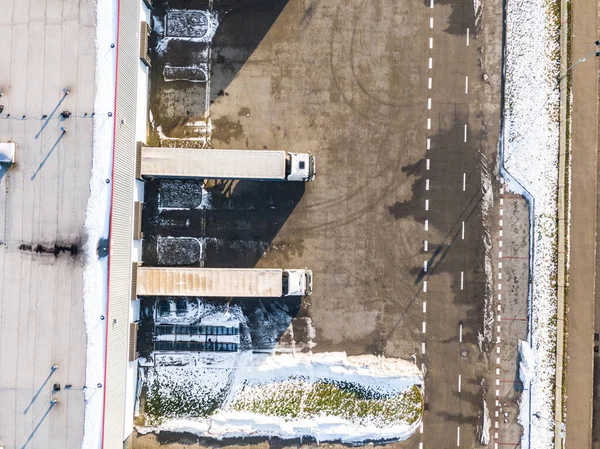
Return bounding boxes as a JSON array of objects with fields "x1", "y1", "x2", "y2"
[
  {"x1": 135, "y1": 266, "x2": 313, "y2": 297},
  {"x1": 138, "y1": 147, "x2": 315, "y2": 182}
]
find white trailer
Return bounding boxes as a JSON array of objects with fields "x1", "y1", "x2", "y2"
[
  {"x1": 138, "y1": 147, "x2": 315, "y2": 181},
  {"x1": 135, "y1": 266, "x2": 313, "y2": 297}
]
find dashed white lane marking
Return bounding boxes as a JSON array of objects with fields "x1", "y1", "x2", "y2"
[
  {"x1": 495, "y1": 443, "x2": 499, "y2": 449},
  {"x1": 461, "y1": 221, "x2": 465, "y2": 239},
  {"x1": 459, "y1": 322, "x2": 463, "y2": 342},
  {"x1": 499, "y1": 240, "x2": 503, "y2": 248},
  {"x1": 462, "y1": 173, "x2": 466, "y2": 191},
  {"x1": 424, "y1": 239, "x2": 429, "y2": 251},
  {"x1": 465, "y1": 76, "x2": 469, "y2": 94},
  {"x1": 496, "y1": 357, "x2": 500, "y2": 364},
  {"x1": 498, "y1": 261, "x2": 502, "y2": 269},
  {"x1": 426, "y1": 179, "x2": 430, "y2": 190},
  {"x1": 425, "y1": 199, "x2": 429, "y2": 211},
  {"x1": 426, "y1": 158, "x2": 430, "y2": 170},
  {"x1": 498, "y1": 272, "x2": 502, "y2": 280},
  {"x1": 423, "y1": 280, "x2": 428, "y2": 292},
  {"x1": 430, "y1": 0, "x2": 434, "y2": 8},
  {"x1": 419, "y1": 443, "x2": 424, "y2": 449},
  {"x1": 458, "y1": 374, "x2": 462, "y2": 392},
  {"x1": 460, "y1": 271, "x2": 464, "y2": 290},
  {"x1": 427, "y1": 98, "x2": 432, "y2": 109},
  {"x1": 464, "y1": 124, "x2": 468, "y2": 142},
  {"x1": 497, "y1": 314, "x2": 501, "y2": 322},
  {"x1": 427, "y1": 118, "x2": 431, "y2": 129},
  {"x1": 499, "y1": 208, "x2": 504, "y2": 216},
  {"x1": 424, "y1": 219, "x2": 429, "y2": 231},
  {"x1": 423, "y1": 301, "x2": 427, "y2": 313},
  {"x1": 422, "y1": 321, "x2": 427, "y2": 333},
  {"x1": 420, "y1": 421, "x2": 424, "y2": 433},
  {"x1": 499, "y1": 219, "x2": 503, "y2": 227},
  {"x1": 424, "y1": 259, "x2": 428, "y2": 271},
  {"x1": 429, "y1": 37, "x2": 433, "y2": 49},
  {"x1": 427, "y1": 138, "x2": 431, "y2": 150},
  {"x1": 422, "y1": 342, "x2": 426, "y2": 354},
  {"x1": 498, "y1": 283, "x2": 502, "y2": 290},
  {"x1": 496, "y1": 367, "x2": 500, "y2": 375},
  {"x1": 428, "y1": 77, "x2": 432, "y2": 89},
  {"x1": 496, "y1": 346, "x2": 501, "y2": 353},
  {"x1": 429, "y1": 57, "x2": 433, "y2": 69},
  {"x1": 466, "y1": 28, "x2": 470, "y2": 46},
  {"x1": 498, "y1": 293, "x2": 502, "y2": 301},
  {"x1": 499, "y1": 229, "x2": 503, "y2": 237},
  {"x1": 430, "y1": 17, "x2": 433, "y2": 28},
  {"x1": 456, "y1": 427, "x2": 460, "y2": 446},
  {"x1": 500, "y1": 197, "x2": 504, "y2": 206}
]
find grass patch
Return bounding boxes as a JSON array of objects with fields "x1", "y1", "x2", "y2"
[{"x1": 231, "y1": 377, "x2": 423, "y2": 426}]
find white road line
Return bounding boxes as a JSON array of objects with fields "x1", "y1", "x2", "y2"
[
  {"x1": 422, "y1": 342, "x2": 426, "y2": 354},
  {"x1": 430, "y1": 17, "x2": 433, "y2": 28},
  {"x1": 426, "y1": 178, "x2": 430, "y2": 190},
  {"x1": 420, "y1": 421, "x2": 424, "y2": 434},
  {"x1": 425, "y1": 199, "x2": 429, "y2": 211},
  {"x1": 464, "y1": 124, "x2": 467, "y2": 142},
  {"x1": 499, "y1": 229, "x2": 503, "y2": 237},
  {"x1": 500, "y1": 198, "x2": 504, "y2": 205},
  {"x1": 460, "y1": 271, "x2": 464, "y2": 290},
  {"x1": 499, "y1": 251, "x2": 502, "y2": 258},
  {"x1": 427, "y1": 118, "x2": 431, "y2": 129},
  {"x1": 429, "y1": 57, "x2": 433, "y2": 69},
  {"x1": 427, "y1": 98, "x2": 432, "y2": 109},
  {"x1": 497, "y1": 314, "x2": 501, "y2": 322},
  {"x1": 459, "y1": 322, "x2": 463, "y2": 342},
  {"x1": 428, "y1": 77, "x2": 432, "y2": 89},
  {"x1": 429, "y1": 37, "x2": 433, "y2": 49},
  {"x1": 466, "y1": 28, "x2": 470, "y2": 46},
  {"x1": 498, "y1": 261, "x2": 502, "y2": 269},
  {"x1": 430, "y1": 0, "x2": 434, "y2": 8},
  {"x1": 462, "y1": 172, "x2": 466, "y2": 191},
  {"x1": 499, "y1": 240, "x2": 503, "y2": 248},
  {"x1": 498, "y1": 272, "x2": 502, "y2": 280},
  {"x1": 458, "y1": 374, "x2": 462, "y2": 392},
  {"x1": 456, "y1": 427, "x2": 460, "y2": 446},
  {"x1": 496, "y1": 367, "x2": 500, "y2": 375},
  {"x1": 426, "y1": 158, "x2": 430, "y2": 170},
  {"x1": 496, "y1": 357, "x2": 500, "y2": 364},
  {"x1": 497, "y1": 325, "x2": 501, "y2": 332},
  {"x1": 423, "y1": 301, "x2": 427, "y2": 313},
  {"x1": 427, "y1": 138, "x2": 431, "y2": 150},
  {"x1": 498, "y1": 293, "x2": 502, "y2": 301},
  {"x1": 499, "y1": 208, "x2": 503, "y2": 216},
  {"x1": 424, "y1": 260, "x2": 428, "y2": 271},
  {"x1": 465, "y1": 76, "x2": 469, "y2": 94},
  {"x1": 423, "y1": 280, "x2": 428, "y2": 292},
  {"x1": 424, "y1": 239, "x2": 429, "y2": 251},
  {"x1": 461, "y1": 221, "x2": 465, "y2": 239},
  {"x1": 424, "y1": 219, "x2": 429, "y2": 231},
  {"x1": 499, "y1": 219, "x2": 503, "y2": 227},
  {"x1": 422, "y1": 321, "x2": 427, "y2": 333},
  {"x1": 419, "y1": 443, "x2": 424, "y2": 449}
]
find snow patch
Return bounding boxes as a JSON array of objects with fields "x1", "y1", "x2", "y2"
[
  {"x1": 481, "y1": 398, "x2": 491, "y2": 445},
  {"x1": 81, "y1": 0, "x2": 118, "y2": 447}
]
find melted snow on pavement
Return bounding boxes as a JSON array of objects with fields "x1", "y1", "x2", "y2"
[{"x1": 502, "y1": 0, "x2": 560, "y2": 445}]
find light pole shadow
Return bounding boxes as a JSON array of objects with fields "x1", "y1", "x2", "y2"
[
  {"x1": 21, "y1": 399, "x2": 58, "y2": 449},
  {"x1": 23, "y1": 365, "x2": 57, "y2": 414},
  {"x1": 35, "y1": 90, "x2": 69, "y2": 139},
  {"x1": 31, "y1": 129, "x2": 67, "y2": 181}
]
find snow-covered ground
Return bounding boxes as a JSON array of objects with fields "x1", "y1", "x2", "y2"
[
  {"x1": 138, "y1": 352, "x2": 423, "y2": 443},
  {"x1": 81, "y1": 0, "x2": 118, "y2": 448},
  {"x1": 502, "y1": 0, "x2": 560, "y2": 445}
]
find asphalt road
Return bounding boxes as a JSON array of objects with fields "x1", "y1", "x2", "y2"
[{"x1": 138, "y1": 0, "x2": 503, "y2": 447}]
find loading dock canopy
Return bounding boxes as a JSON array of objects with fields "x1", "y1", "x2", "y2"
[
  {"x1": 139, "y1": 147, "x2": 287, "y2": 180},
  {"x1": 136, "y1": 267, "x2": 284, "y2": 297}
]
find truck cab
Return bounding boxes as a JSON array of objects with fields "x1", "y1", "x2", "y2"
[
  {"x1": 287, "y1": 153, "x2": 316, "y2": 181},
  {"x1": 283, "y1": 269, "x2": 313, "y2": 296}
]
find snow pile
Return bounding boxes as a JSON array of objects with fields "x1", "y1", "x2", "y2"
[
  {"x1": 155, "y1": 10, "x2": 220, "y2": 56},
  {"x1": 502, "y1": 0, "x2": 560, "y2": 445},
  {"x1": 518, "y1": 340, "x2": 535, "y2": 389},
  {"x1": 138, "y1": 352, "x2": 423, "y2": 443},
  {"x1": 481, "y1": 398, "x2": 491, "y2": 445},
  {"x1": 81, "y1": 0, "x2": 118, "y2": 447},
  {"x1": 481, "y1": 162, "x2": 494, "y2": 349}
]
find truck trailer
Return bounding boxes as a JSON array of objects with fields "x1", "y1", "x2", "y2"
[
  {"x1": 137, "y1": 146, "x2": 315, "y2": 181},
  {"x1": 135, "y1": 266, "x2": 313, "y2": 297}
]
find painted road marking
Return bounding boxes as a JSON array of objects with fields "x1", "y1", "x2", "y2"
[
  {"x1": 419, "y1": 443, "x2": 423, "y2": 449},
  {"x1": 499, "y1": 240, "x2": 503, "y2": 247},
  {"x1": 461, "y1": 221, "x2": 465, "y2": 239},
  {"x1": 423, "y1": 280, "x2": 428, "y2": 292},
  {"x1": 427, "y1": 98, "x2": 432, "y2": 109},
  {"x1": 499, "y1": 229, "x2": 503, "y2": 237},
  {"x1": 430, "y1": 0, "x2": 434, "y2": 8},
  {"x1": 496, "y1": 367, "x2": 500, "y2": 375},
  {"x1": 425, "y1": 219, "x2": 429, "y2": 231},
  {"x1": 499, "y1": 219, "x2": 503, "y2": 227},
  {"x1": 422, "y1": 321, "x2": 427, "y2": 333},
  {"x1": 425, "y1": 199, "x2": 429, "y2": 211},
  {"x1": 427, "y1": 137, "x2": 431, "y2": 150},
  {"x1": 429, "y1": 57, "x2": 433, "y2": 69},
  {"x1": 460, "y1": 271, "x2": 464, "y2": 290},
  {"x1": 422, "y1": 342, "x2": 426, "y2": 354},
  {"x1": 430, "y1": 17, "x2": 434, "y2": 28},
  {"x1": 458, "y1": 374, "x2": 462, "y2": 392},
  {"x1": 459, "y1": 322, "x2": 463, "y2": 342},
  {"x1": 456, "y1": 427, "x2": 460, "y2": 446},
  {"x1": 465, "y1": 76, "x2": 469, "y2": 94},
  {"x1": 497, "y1": 314, "x2": 501, "y2": 322},
  {"x1": 498, "y1": 272, "x2": 502, "y2": 280},
  {"x1": 496, "y1": 357, "x2": 500, "y2": 364},
  {"x1": 426, "y1": 179, "x2": 430, "y2": 190},
  {"x1": 423, "y1": 301, "x2": 427, "y2": 313},
  {"x1": 429, "y1": 37, "x2": 433, "y2": 49},
  {"x1": 424, "y1": 259, "x2": 428, "y2": 271},
  {"x1": 466, "y1": 28, "x2": 470, "y2": 46},
  {"x1": 428, "y1": 77, "x2": 432, "y2": 89},
  {"x1": 420, "y1": 421, "x2": 424, "y2": 433},
  {"x1": 463, "y1": 172, "x2": 466, "y2": 191},
  {"x1": 464, "y1": 124, "x2": 468, "y2": 142},
  {"x1": 424, "y1": 239, "x2": 429, "y2": 251},
  {"x1": 426, "y1": 158, "x2": 430, "y2": 170},
  {"x1": 498, "y1": 261, "x2": 502, "y2": 269},
  {"x1": 498, "y1": 293, "x2": 502, "y2": 301},
  {"x1": 427, "y1": 118, "x2": 431, "y2": 129}
]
